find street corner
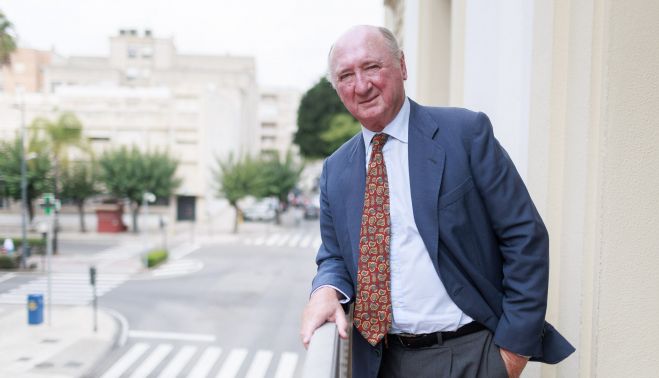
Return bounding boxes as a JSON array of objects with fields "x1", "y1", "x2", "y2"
[
  {"x1": 131, "y1": 258, "x2": 205, "y2": 281},
  {"x1": 0, "y1": 304, "x2": 120, "y2": 377}
]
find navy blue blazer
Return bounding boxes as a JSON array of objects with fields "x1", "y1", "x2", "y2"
[{"x1": 311, "y1": 100, "x2": 575, "y2": 377}]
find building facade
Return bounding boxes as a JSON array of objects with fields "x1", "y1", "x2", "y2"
[
  {"x1": 386, "y1": 0, "x2": 659, "y2": 377},
  {"x1": 0, "y1": 29, "x2": 260, "y2": 226}
]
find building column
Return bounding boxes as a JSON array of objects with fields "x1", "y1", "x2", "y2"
[{"x1": 528, "y1": 0, "x2": 659, "y2": 376}]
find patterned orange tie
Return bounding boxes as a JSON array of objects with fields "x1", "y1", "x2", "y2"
[{"x1": 354, "y1": 133, "x2": 392, "y2": 346}]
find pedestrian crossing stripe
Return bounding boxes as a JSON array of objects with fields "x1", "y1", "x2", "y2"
[
  {"x1": 151, "y1": 259, "x2": 204, "y2": 277},
  {"x1": 243, "y1": 232, "x2": 322, "y2": 249},
  {"x1": 101, "y1": 343, "x2": 299, "y2": 378},
  {"x1": 0, "y1": 273, "x2": 129, "y2": 305}
]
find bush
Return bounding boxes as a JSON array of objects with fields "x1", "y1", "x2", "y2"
[
  {"x1": 146, "y1": 249, "x2": 168, "y2": 268},
  {"x1": 1, "y1": 237, "x2": 47, "y2": 256},
  {"x1": 0, "y1": 255, "x2": 18, "y2": 269}
]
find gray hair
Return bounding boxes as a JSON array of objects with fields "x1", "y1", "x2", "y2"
[{"x1": 326, "y1": 26, "x2": 402, "y2": 88}]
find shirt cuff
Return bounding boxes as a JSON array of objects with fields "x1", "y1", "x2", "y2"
[{"x1": 311, "y1": 285, "x2": 351, "y2": 304}]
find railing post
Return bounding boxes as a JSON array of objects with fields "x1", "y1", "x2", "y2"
[{"x1": 302, "y1": 322, "x2": 340, "y2": 378}]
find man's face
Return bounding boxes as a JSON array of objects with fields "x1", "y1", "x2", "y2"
[{"x1": 330, "y1": 28, "x2": 407, "y2": 132}]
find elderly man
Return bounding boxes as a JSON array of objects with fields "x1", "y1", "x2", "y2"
[{"x1": 300, "y1": 25, "x2": 574, "y2": 377}]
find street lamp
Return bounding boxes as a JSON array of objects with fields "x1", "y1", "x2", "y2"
[
  {"x1": 11, "y1": 96, "x2": 28, "y2": 269},
  {"x1": 142, "y1": 192, "x2": 156, "y2": 267}
]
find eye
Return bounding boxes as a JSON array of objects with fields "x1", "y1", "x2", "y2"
[{"x1": 339, "y1": 72, "x2": 354, "y2": 82}]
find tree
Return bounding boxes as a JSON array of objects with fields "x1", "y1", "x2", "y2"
[
  {"x1": 60, "y1": 160, "x2": 99, "y2": 233},
  {"x1": 30, "y1": 112, "x2": 88, "y2": 254},
  {"x1": 212, "y1": 154, "x2": 263, "y2": 233},
  {"x1": 294, "y1": 77, "x2": 356, "y2": 159},
  {"x1": 0, "y1": 10, "x2": 17, "y2": 66},
  {"x1": 321, "y1": 113, "x2": 362, "y2": 153},
  {"x1": 258, "y1": 151, "x2": 304, "y2": 224},
  {"x1": 99, "y1": 146, "x2": 180, "y2": 233},
  {"x1": 0, "y1": 136, "x2": 53, "y2": 221}
]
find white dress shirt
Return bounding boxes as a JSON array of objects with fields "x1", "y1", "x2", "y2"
[
  {"x1": 316, "y1": 99, "x2": 473, "y2": 334},
  {"x1": 359, "y1": 98, "x2": 472, "y2": 334}
]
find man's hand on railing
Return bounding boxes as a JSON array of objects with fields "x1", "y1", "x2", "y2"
[{"x1": 300, "y1": 287, "x2": 349, "y2": 349}]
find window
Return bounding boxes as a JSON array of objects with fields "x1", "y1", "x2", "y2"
[{"x1": 127, "y1": 47, "x2": 138, "y2": 58}]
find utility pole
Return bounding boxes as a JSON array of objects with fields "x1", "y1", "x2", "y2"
[
  {"x1": 19, "y1": 99, "x2": 28, "y2": 270},
  {"x1": 40, "y1": 193, "x2": 59, "y2": 326}
]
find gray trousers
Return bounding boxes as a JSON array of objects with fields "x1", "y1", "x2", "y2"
[{"x1": 378, "y1": 330, "x2": 508, "y2": 378}]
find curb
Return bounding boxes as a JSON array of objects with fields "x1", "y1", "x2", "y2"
[{"x1": 104, "y1": 307, "x2": 129, "y2": 348}]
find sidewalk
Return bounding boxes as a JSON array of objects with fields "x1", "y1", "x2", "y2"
[{"x1": 0, "y1": 304, "x2": 120, "y2": 378}]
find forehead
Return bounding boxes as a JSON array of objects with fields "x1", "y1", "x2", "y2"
[{"x1": 331, "y1": 31, "x2": 389, "y2": 70}]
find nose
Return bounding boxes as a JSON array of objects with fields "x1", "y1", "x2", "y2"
[{"x1": 354, "y1": 72, "x2": 371, "y2": 95}]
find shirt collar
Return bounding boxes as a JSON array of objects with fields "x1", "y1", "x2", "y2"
[{"x1": 361, "y1": 97, "x2": 410, "y2": 150}]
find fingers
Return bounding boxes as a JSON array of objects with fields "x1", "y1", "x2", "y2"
[{"x1": 334, "y1": 306, "x2": 349, "y2": 339}]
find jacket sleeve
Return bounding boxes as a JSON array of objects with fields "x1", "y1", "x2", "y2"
[
  {"x1": 311, "y1": 159, "x2": 355, "y2": 301},
  {"x1": 469, "y1": 112, "x2": 549, "y2": 357}
]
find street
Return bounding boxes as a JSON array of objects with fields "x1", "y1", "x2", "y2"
[{"x1": 88, "y1": 220, "x2": 319, "y2": 377}]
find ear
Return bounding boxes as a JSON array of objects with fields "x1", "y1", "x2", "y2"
[{"x1": 399, "y1": 52, "x2": 408, "y2": 80}]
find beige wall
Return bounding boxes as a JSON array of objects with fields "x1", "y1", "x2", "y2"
[
  {"x1": 391, "y1": 0, "x2": 659, "y2": 376},
  {"x1": 529, "y1": 0, "x2": 659, "y2": 376}
]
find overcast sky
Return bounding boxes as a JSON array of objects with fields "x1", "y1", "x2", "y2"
[{"x1": 0, "y1": 0, "x2": 384, "y2": 91}]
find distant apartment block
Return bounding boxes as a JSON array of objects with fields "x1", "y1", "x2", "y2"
[{"x1": 0, "y1": 29, "x2": 266, "y2": 224}]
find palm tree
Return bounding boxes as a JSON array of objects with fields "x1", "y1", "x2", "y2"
[
  {"x1": 30, "y1": 112, "x2": 89, "y2": 253},
  {"x1": 0, "y1": 10, "x2": 17, "y2": 66}
]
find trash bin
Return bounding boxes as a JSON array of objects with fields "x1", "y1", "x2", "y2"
[{"x1": 27, "y1": 294, "x2": 43, "y2": 325}]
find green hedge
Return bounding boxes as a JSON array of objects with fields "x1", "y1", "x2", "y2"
[
  {"x1": 1, "y1": 237, "x2": 47, "y2": 256},
  {"x1": 146, "y1": 249, "x2": 168, "y2": 268},
  {"x1": 0, "y1": 255, "x2": 19, "y2": 269}
]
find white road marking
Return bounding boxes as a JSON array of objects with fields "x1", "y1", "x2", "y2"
[
  {"x1": 216, "y1": 348, "x2": 248, "y2": 378},
  {"x1": 157, "y1": 345, "x2": 197, "y2": 378},
  {"x1": 0, "y1": 273, "x2": 17, "y2": 283},
  {"x1": 187, "y1": 346, "x2": 222, "y2": 378},
  {"x1": 129, "y1": 330, "x2": 216, "y2": 342},
  {"x1": 274, "y1": 352, "x2": 299, "y2": 378},
  {"x1": 245, "y1": 350, "x2": 273, "y2": 378},
  {"x1": 275, "y1": 234, "x2": 292, "y2": 247},
  {"x1": 129, "y1": 343, "x2": 173, "y2": 378},
  {"x1": 100, "y1": 342, "x2": 150, "y2": 378}
]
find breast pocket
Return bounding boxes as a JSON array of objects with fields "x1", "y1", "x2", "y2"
[{"x1": 438, "y1": 176, "x2": 474, "y2": 209}]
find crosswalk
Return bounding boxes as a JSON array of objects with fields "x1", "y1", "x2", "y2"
[
  {"x1": 242, "y1": 232, "x2": 322, "y2": 250},
  {"x1": 150, "y1": 259, "x2": 204, "y2": 278},
  {"x1": 0, "y1": 272, "x2": 129, "y2": 305},
  {"x1": 100, "y1": 343, "x2": 300, "y2": 378}
]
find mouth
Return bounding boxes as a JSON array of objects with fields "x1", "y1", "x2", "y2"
[{"x1": 358, "y1": 95, "x2": 378, "y2": 105}]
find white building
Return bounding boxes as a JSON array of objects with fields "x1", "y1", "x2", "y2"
[
  {"x1": 257, "y1": 87, "x2": 301, "y2": 159},
  {"x1": 0, "y1": 29, "x2": 260, "y2": 225}
]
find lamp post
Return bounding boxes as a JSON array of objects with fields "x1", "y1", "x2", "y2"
[
  {"x1": 17, "y1": 98, "x2": 28, "y2": 269},
  {"x1": 142, "y1": 192, "x2": 156, "y2": 267}
]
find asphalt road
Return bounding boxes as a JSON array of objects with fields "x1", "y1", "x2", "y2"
[{"x1": 91, "y1": 221, "x2": 319, "y2": 378}]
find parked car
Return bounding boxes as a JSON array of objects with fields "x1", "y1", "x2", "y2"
[
  {"x1": 303, "y1": 194, "x2": 320, "y2": 220},
  {"x1": 242, "y1": 198, "x2": 278, "y2": 222}
]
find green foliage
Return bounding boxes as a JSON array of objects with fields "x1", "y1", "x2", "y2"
[
  {"x1": 0, "y1": 255, "x2": 18, "y2": 269},
  {"x1": 212, "y1": 153, "x2": 263, "y2": 207},
  {"x1": 146, "y1": 249, "x2": 168, "y2": 268},
  {"x1": 258, "y1": 151, "x2": 304, "y2": 203},
  {"x1": 60, "y1": 160, "x2": 99, "y2": 203},
  {"x1": 0, "y1": 10, "x2": 17, "y2": 66},
  {"x1": 99, "y1": 146, "x2": 180, "y2": 205},
  {"x1": 99, "y1": 146, "x2": 180, "y2": 232},
  {"x1": 60, "y1": 160, "x2": 99, "y2": 232},
  {"x1": 294, "y1": 77, "x2": 356, "y2": 159},
  {"x1": 0, "y1": 136, "x2": 54, "y2": 220},
  {"x1": 321, "y1": 113, "x2": 362, "y2": 153},
  {"x1": 30, "y1": 112, "x2": 86, "y2": 159}
]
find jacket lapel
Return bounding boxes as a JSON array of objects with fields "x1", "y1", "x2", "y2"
[
  {"x1": 408, "y1": 101, "x2": 445, "y2": 268},
  {"x1": 340, "y1": 135, "x2": 366, "y2": 269}
]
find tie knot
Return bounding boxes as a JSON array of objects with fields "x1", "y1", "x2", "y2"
[{"x1": 371, "y1": 133, "x2": 388, "y2": 151}]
